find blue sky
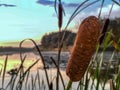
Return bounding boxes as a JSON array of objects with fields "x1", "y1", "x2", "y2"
[{"x1": 0, "y1": 0, "x2": 120, "y2": 44}]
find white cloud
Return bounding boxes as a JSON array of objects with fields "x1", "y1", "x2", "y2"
[
  {"x1": 97, "y1": 4, "x2": 120, "y2": 18},
  {"x1": 72, "y1": 4, "x2": 120, "y2": 32},
  {"x1": 74, "y1": 4, "x2": 120, "y2": 23}
]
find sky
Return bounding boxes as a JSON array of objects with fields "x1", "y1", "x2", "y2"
[{"x1": 0, "y1": 0, "x2": 120, "y2": 46}]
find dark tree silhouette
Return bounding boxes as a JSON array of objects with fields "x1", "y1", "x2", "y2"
[{"x1": 41, "y1": 30, "x2": 76, "y2": 48}]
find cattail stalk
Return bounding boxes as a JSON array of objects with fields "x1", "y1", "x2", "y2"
[
  {"x1": 66, "y1": 16, "x2": 100, "y2": 81},
  {"x1": 109, "y1": 79, "x2": 115, "y2": 90},
  {"x1": 57, "y1": 1, "x2": 63, "y2": 90}
]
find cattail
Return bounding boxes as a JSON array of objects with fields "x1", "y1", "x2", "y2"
[
  {"x1": 58, "y1": 3, "x2": 63, "y2": 29},
  {"x1": 66, "y1": 16, "x2": 100, "y2": 82},
  {"x1": 99, "y1": 18, "x2": 110, "y2": 44}
]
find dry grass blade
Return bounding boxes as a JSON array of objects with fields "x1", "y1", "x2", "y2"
[{"x1": 2, "y1": 55, "x2": 8, "y2": 88}]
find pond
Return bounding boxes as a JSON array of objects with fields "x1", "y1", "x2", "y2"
[{"x1": 0, "y1": 51, "x2": 118, "y2": 90}]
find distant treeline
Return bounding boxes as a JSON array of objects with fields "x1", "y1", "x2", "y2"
[
  {"x1": 41, "y1": 30, "x2": 76, "y2": 48},
  {"x1": 0, "y1": 47, "x2": 33, "y2": 55},
  {"x1": 109, "y1": 17, "x2": 120, "y2": 40},
  {"x1": 40, "y1": 17, "x2": 120, "y2": 49}
]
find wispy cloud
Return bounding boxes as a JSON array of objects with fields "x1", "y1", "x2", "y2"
[
  {"x1": 74, "y1": 4, "x2": 120, "y2": 21},
  {"x1": 36, "y1": 0, "x2": 79, "y2": 8},
  {"x1": 72, "y1": 3, "x2": 120, "y2": 32},
  {"x1": 0, "y1": 4, "x2": 16, "y2": 7},
  {"x1": 36, "y1": 0, "x2": 54, "y2": 6},
  {"x1": 65, "y1": 3, "x2": 79, "y2": 7},
  {"x1": 97, "y1": 4, "x2": 120, "y2": 18}
]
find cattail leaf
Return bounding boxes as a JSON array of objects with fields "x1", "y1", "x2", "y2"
[
  {"x1": 115, "y1": 68, "x2": 120, "y2": 89},
  {"x1": 84, "y1": 72, "x2": 89, "y2": 90},
  {"x1": 54, "y1": 0, "x2": 57, "y2": 15},
  {"x1": 98, "y1": 0, "x2": 105, "y2": 18},
  {"x1": 112, "y1": 0, "x2": 120, "y2": 6},
  {"x1": 103, "y1": 29, "x2": 113, "y2": 50},
  {"x1": 65, "y1": 80, "x2": 72, "y2": 90}
]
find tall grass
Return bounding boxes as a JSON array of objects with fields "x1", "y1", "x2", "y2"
[{"x1": 0, "y1": 0, "x2": 120, "y2": 90}]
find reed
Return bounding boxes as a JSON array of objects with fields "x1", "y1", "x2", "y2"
[{"x1": 2, "y1": 55, "x2": 8, "y2": 89}]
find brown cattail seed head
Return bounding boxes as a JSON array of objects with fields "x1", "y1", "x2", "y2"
[
  {"x1": 66, "y1": 16, "x2": 100, "y2": 82},
  {"x1": 58, "y1": 3, "x2": 63, "y2": 29}
]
